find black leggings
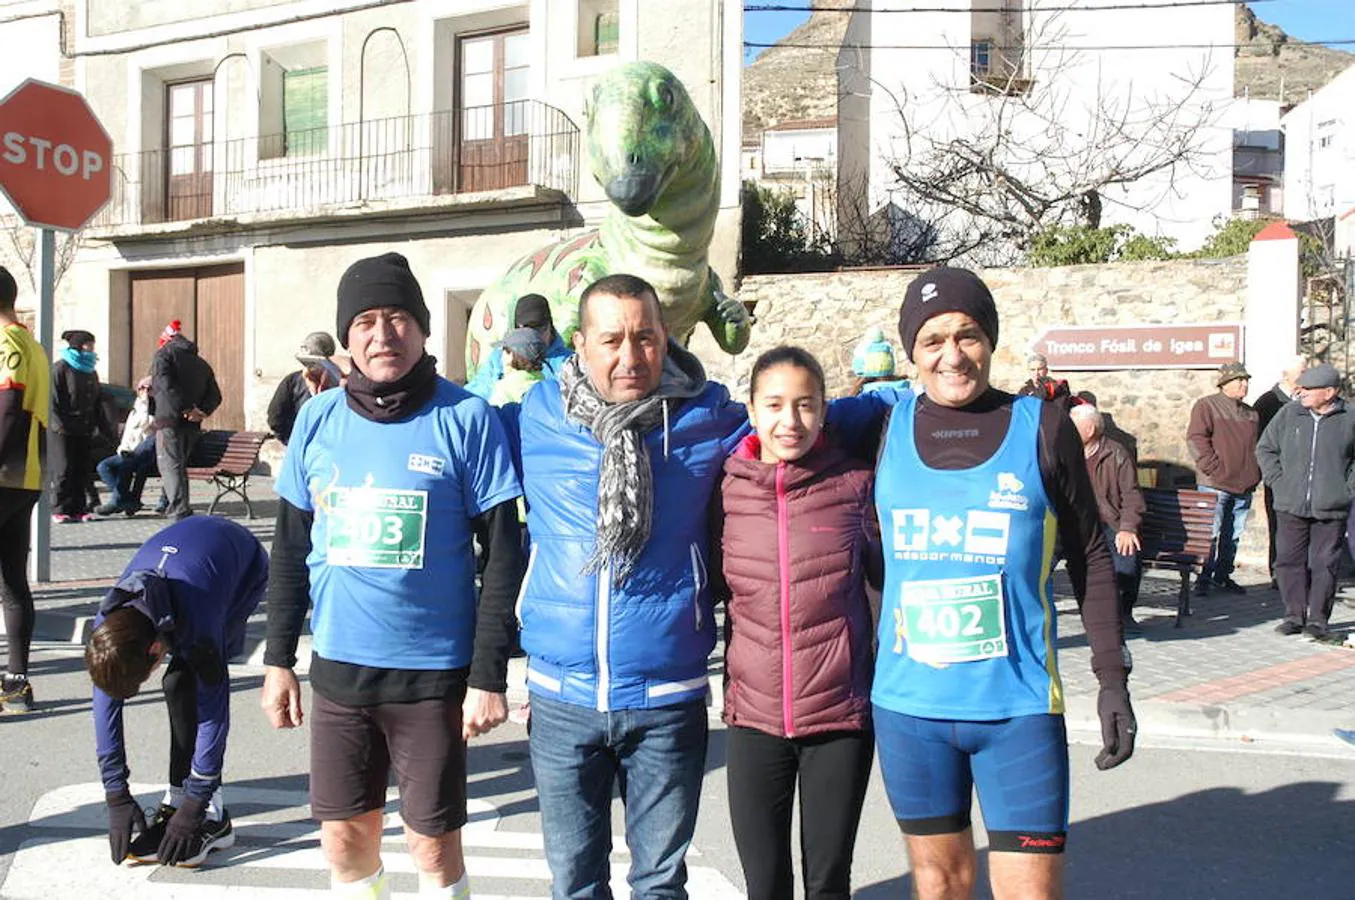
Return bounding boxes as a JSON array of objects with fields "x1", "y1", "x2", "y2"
[
  {"x1": 162, "y1": 653, "x2": 199, "y2": 789},
  {"x1": 50, "y1": 432, "x2": 92, "y2": 517},
  {"x1": 726, "y1": 725, "x2": 874, "y2": 900},
  {"x1": 0, "y1": 488, "x2": 39, "y2": 675}
]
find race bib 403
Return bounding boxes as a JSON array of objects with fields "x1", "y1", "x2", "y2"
[
  {"x1": 896, "y1": 574, "x2": 1008, "y2": 665},
  {"x1": 324, "y1": 487, "x2": 428, "y2": 569}
]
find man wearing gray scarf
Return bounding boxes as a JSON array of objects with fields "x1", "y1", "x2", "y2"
[{"x1": 505, "y1": 273, "x2": 897, "y2": 898}]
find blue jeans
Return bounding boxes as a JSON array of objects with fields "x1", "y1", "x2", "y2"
[
  {"x1": 1199, "y1": 486, "x2": 1253, "y2": 584},
  {"x1": 95, "y1": 436, "x2": 156, "y2": 509},
  {"x1": 528, "y1": 694, "x2": 708, "y2": 900}
]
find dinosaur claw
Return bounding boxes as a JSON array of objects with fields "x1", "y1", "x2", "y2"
[{"x1": 708, "y1": 292, "x2": 751, "y2": 354}]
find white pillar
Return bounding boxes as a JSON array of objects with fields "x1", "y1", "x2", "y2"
[{"x1": 1244, "y1": 221, "x2": 1301, "y2": 401}]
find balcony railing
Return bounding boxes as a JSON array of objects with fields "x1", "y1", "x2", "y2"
[{"x1": 93, "y1": 100, "x2": 580, "y2": 229}]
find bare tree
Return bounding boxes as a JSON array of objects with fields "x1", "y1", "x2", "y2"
[
  {"x1": 848, "y1": 12, "x2": 1224, "y2": 264},
  {"x1": 0, "y1": 215, "x2": 81, "y2": 295}
]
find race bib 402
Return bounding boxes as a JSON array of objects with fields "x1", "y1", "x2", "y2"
[{"x1": 896, "y1": 573, "x2": 1008, "y2": 665}]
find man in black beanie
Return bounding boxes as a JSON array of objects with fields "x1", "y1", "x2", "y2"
[
  {"x1": 871, "y1": 267, "x2": 1135, "y2": 900},
  {"x1": 465, "y1": 292, "x2": 573, "y2": 403},
  {"x1": 261, "y1": 251, "x2": 525, "y2": 898}
]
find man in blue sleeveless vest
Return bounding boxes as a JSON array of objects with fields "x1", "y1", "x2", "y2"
[
  {"x1": 261, "y1": 253, "x2": 524, "y2": 900},
  {"x1": 872, "y1": 268, "x2": 1136, "y2": 899},
  {"x1": 87, "y1": 516, "x2": 268, "y2": 867}
]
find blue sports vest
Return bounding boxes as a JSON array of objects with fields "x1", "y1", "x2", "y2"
[
  {"x1": 872, "y1": 394, "x2": 1064, "y2": 719},
  {"x1": 275, "y1": 381, "x2": 520, "y2": 670}
]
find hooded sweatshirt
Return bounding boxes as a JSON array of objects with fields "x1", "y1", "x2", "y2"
[{"x1": 92, "y1": 517, "x2": 268, "y2": 802}]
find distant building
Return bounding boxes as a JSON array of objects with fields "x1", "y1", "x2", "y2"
[
  {"x1": 837, "y1": 0, "x2": 1235, "y2": 259},
  {"x1": 1281, "y1": 63, "x2": 1355, "y2": 225},
  {"x1": 1225, "y1": 96, "x2": 1284, "y2": 219},
  {"x1": 743, "y1": 117, "x2": 836, "y2": 242}
]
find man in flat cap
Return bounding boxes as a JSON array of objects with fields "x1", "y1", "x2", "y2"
[
  {"x1": 1257, "y1": 362, "x2": 1355, "y2": 638},
  {"x1": 1187, "y1": 362, "x2": 1261, "y2": 596}
]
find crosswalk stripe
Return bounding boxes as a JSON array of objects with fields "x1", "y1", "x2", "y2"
[{"x1": 6, "y1": 784, "x2": 742, "y2": 899}]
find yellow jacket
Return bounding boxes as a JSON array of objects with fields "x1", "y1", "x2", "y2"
[{"x1": 0, "y1": 322, "x2": 50, "y2": 491}]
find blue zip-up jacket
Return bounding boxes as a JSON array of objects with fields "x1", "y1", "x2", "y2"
[
  {"x1": 514, "y1": 376, "x2": 900, "y2": 712},
  {"x1": 465, "y1": 333, "x2": 572, "y2": 402},
  {"x1": 92, "y1": 517, "x2": 269, "y2": 802}
]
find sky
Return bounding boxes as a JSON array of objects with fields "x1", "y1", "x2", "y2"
[{"x1": 742, "y1": 1, "x2": 1355, "y2": 64}]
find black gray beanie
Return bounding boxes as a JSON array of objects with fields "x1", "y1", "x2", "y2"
[
  {"x1": 335, "y1": 252, "x2": 430, "y2": 348},
  {"x1": 897, "y1": 267, "x2": 999, "y2": 362}
]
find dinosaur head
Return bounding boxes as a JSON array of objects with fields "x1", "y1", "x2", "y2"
[{"x1": 584, "y1": 62, "x2": 704, "y2": 218}]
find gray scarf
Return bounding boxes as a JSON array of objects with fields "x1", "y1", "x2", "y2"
[{"x1": 559, "y1": 341, "x2": 708, "y2": 585}]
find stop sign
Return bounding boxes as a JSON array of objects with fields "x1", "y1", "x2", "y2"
[{"x1": 0, "y1": 79, "x2": 112, "y2": 231}]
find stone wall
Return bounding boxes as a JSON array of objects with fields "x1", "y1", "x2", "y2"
[{"x1": 693, "y1": 257, "x2": 1251, "y2": 476}]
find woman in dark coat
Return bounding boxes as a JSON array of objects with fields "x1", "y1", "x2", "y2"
[{"x1": 50, "y1": 329, "x2": 105, "y2": 522}]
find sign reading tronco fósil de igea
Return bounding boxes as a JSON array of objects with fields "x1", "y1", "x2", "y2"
[{"x1": 1029, "y1": 323, "x2": 1244, "y2": 371}]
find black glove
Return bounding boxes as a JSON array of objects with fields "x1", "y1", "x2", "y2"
[
  {"x1": 106, "y1": 789, "x2": 146, "y2": 864},
  {"x1": 1095, "y1": 683, "x2": 1137, "y2": 770},
  {"x1": 156, "y1": 795, "x2": 208, "y2": 866}
]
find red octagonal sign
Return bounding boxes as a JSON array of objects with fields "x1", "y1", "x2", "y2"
[{"x1": 0, "y1": 79, "x2": 113, "y2": 231}]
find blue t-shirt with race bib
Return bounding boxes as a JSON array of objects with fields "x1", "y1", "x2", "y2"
[
  {"x1": 275, "y1": 380, "x2": 520, "y2": 670},
  {"x1": 872, "y1": 394, "x2": 1064, "y2": 720}
]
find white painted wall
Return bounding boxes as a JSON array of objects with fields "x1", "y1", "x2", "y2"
[
  {"x1": 858, "y1": 0, "x2": 1235, "y2": 255},
  {"x1": 1281, "y1": 63, "x2": 1355, "y2": 223},
  {"x1": 0, "y1": 5, "x2": 62, "y2": 220}
]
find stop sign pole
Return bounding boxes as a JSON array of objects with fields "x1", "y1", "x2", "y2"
[{"x1": 0, "y1": 79, "x2": 113, "y2": 584}]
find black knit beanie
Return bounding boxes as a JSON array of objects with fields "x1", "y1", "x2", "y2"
[
  {"x1": 897, "y1": 267, "x2": 999, "y2": 362},
  {"x1": 335, "y1": 252, "x2": 430, "y2": 348}
]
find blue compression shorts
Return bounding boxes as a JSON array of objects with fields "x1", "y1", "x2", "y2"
[{"x1": 873, "y1": 706, "x2": 1070, "y2": 854}]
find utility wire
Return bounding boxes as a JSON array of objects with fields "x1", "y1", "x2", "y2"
[
  {"x1": 748, "y1": 0, "x2": 1267, "y2": 12},
  {"x1": 747, "y1": 38, "x2": 1355, "y2": 50}
]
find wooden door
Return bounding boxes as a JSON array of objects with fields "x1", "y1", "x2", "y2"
[
  {"x1": 166, "y1": 80, "x2": 214, "y2": 221},
  {"x1": 195, "y1": 265, "x2": 246, "y2": 430},
  {"x1": 128, "y1": 265, "x2": 246, "y2": 430},
  {"x1": 130, "y1": 271, "x2": 196, "y2": 387},
  {"x1": 456, "y1": 29, "x2": 530, "y2": 193}
]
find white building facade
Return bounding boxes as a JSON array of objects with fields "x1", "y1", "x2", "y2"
[
  {"x1": 2, "y1": 0, "x2": 742, "y2": 439},
  {"x1": 838, "y1": 0, "x2": 1235, "y2": 260},
  {"x1": 1281, "y1": 63, "x2": 1355, "y2": 226}
]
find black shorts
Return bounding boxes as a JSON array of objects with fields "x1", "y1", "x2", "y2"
[{"x1": 310, "y1": 686, "x2": 469, "y2": 837}]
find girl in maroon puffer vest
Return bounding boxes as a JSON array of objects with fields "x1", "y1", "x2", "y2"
[{"x1": 714, "y1": 345, "x2": 882, "y2": 900}]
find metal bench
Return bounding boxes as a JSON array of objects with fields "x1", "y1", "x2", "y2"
[
  {"x1": 186, "y1": 430, "x2": 271, "y2": 518},
  {"x1": 1138, "y1": 487, "x2": 1219, "y2": 627}
]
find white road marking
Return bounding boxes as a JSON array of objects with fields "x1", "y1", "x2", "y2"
[{"x1": 4, "y1": 783, "x2": 743, "y2": 899}]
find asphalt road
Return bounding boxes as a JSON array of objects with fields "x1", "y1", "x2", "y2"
[{"x1": 2, "y1": 644, "x2": 1354, "y2": 898}]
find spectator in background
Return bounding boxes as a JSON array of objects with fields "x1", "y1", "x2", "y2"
[
  {"x1": 1017, "y1": 352, "x2": 1075, "y2": 413},
  {"x1": 1257, "y1": 363, "x2": 1355, "y2": 639},
  {"x1": 1075, "y1": 390, "x2": 1138, "y2": 464},
  {"x1": 50, "y1": 328, "x2": 108, "y2": 523},
  {"x1": 0, "y1": 265, "x2": 50, "y2": 715},
  {"x1": 489, "y1": 327, "x2": 547, "y2": 408},
  {"x1": 1253, "y1": 356, "x2": 1308, "y2": 588},
  {"x1": 850, "y1": 325, "x2": 909, "y2": 396},
  {"x1": 95, "y1": 377, "x2": 157, "y2": 517},
  {"x1": 266, "y1": 332, "x2": 343, "y2": 446},
  {"x1": 465, "y1": 293, "x2": 571, "y2": 399},
  {"x1": 1187, "y1": 362, "x2": 1261, "y2": 596},
  {"x1": 1071, "y1": 404, "x2": 1146, "y2": 633},
  {"x1": 151, "y1": 320, "x2": 222, "y2": 520}
]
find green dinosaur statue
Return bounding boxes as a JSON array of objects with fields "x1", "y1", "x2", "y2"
[{"x1": 464, "y1": 61, "x2": 750, "y2": 380}]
